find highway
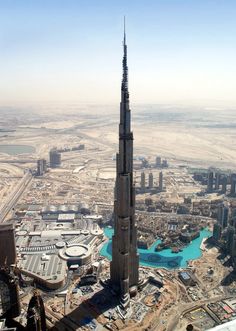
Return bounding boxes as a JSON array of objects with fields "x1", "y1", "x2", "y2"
[{"x1": 0, "y1": 171, "x2": 32, "y2": 223}]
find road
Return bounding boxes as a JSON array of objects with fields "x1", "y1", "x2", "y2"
[{"x1": 0, "y1": 171, "x2": 32, "y2": 222}]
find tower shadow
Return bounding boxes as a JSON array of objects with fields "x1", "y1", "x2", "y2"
[
  {"x1": 51, "y1": 286, "x2": 119, "y2": 330},
  {"x1": 221, "y1": 271, "x2": 236, "y2": 286}
]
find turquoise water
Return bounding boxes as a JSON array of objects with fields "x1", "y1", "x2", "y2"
[
  {"x1": 0, "y1": 145, "x2": 36, "y2": 155},
  {"x1": 100, "y1": 227, "x2": 212, "y2": 269}
]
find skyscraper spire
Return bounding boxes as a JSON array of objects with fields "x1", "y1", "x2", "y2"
[
  {"x1": 110, "y1": 20, "x2": 139, "y2": 311},
  {"x1": 124, "y1": 16, "x2": 126, "y2": 45},
  {"x1": 122, "y1": 17, "x2": 128, "y2": 99}
]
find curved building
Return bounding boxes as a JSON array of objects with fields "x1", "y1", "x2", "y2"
[{"x1": 59, "y1": 243, "x2": 92, "y2": 267}]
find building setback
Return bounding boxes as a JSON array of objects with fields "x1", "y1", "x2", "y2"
[{"x1": 110, "y1": 23, "x2": 139, "y2": 309}]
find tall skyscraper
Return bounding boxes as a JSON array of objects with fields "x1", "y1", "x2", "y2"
[
  {"x1": 0, "y1": 224, "x2": 16, "y2": 267},
  {"x1": 155, "y1": 156, "x2": 161, "y2": 168},
  {"x1": 221, "y1": 176, "x2": 227, "y2": 194},
  {"x1": 0, "y1": 266, "x2": 20, "y2": 319},
  {"x1": 49, "y1": 148, "x2": 61, "y2": 168},
  {"x1": 148, "y1": 173, "x2": 154, "y2": 189},
  {"x1": 230, "y1": 174, "x2": 236, "y2": 195},
  {"x1": 141, "y1": 172, "x2": 146, "y2": 191},
  {"x1": 227, "y1": 226, "x2": 235, "y2": 254},
  {"x1": 37, "y1": 159, "x2": 47, "y2": 176},
  {"x1": 217, "y1": 203, "x2": 229, "y2": 229},
  {"x1": 213, "y1": 222, "x2": 222, "y2": 241},
  {"x1": 215, "y1": 172, "x2": 220, "y2": 190},
  {"x1": 207, "y1": 171, "x2": 214, "y2": 192},
  {"x1": 159, "y1": 171, "x2": 163, "y2": 191},
  {"x1": 110, "y1": 22, "x2": 139, "y2": 309}
]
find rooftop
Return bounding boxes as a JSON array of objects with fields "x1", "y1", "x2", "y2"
[
  {"x1": 19, "y1": 253, "x2": 67, "y2": 285},
  {"x1": 207, "y1": 320, "x2": 236, "y2": 331}
]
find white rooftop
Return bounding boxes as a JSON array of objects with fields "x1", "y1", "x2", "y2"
[
  {"x1": 58, "y1": 213, "x2": 75, "y2": 221},
  {"x1": 207, "y1": 320, "x2": 236, "y2": 331}
]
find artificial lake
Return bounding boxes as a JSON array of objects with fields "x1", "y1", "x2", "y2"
[{"x1": 100, "y1": 227, "x2": 212, "y2": 269}]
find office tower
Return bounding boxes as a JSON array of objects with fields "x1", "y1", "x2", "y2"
[
  {"x1": 110, "y1": 23, "x2": 139, "y2": 309},
  {"x1": 0, "y1": 266, "x2": 20, "y2": 318},
  {"x1": 230, "y1": 174, "x2": 236, "y2": 195},
  {"x1": 217, "y1": 204, "x2": 223, "y2": 226},
  {"x1": 42, "y1": 159, "x2": 47, "y2": 173},
  {"x1": 141, "y1": 158, "x2": 148, "y2": 168},
  {"x1": 217, "y1": 203, "x2": 229, "y2": 229},
  {"x1": 155, "y1": 156, "x2": 161, "y2": 168},
  {"x1": 221, "y1": 176, "x2": 227, "y2": 194},
  {"x1": 232, "y1": 235, "x2": 236, "y2": 258},
  {"x1": 223, "y1": 206, "x2": 229, "y2": 228},
  {"x1": 141, "y1": 172, "x2": 145, "y2": 191},
  {"x1": 213, "y1": 223, "x2": 222, "y2": 241},
  {"x1": 49, "y1": 148, "x2": 61, "y2": 168},
  {"x1": 37, "y1": 159, "x2": 44, "y2": 176},
  {"x1": 148, "y1": 173, "x2": 153, "y2": 189},
  {"x1": 227, "y1": 226, "x2": 235, "y2": 253},
  {"x1": 207, "y1": 171, "x2": 214, "y2": 192},
  {"x1": 37, "y1": 159, "x2": 47, "y2": 176},
  {"x1": 159, "y1": 171, "x2": 163, "y2": 191},
  {"x1": 162, "y1": 159, "x2": 168, "y2": 168},
  {"x1": 231, "y1": 209, "x2": 236, "y2": 227},
  {"x1": 215, "y1": 172, "x2": 220, "y2": 190},
  {"x1": 0, "y1": 224, "x2": 16, "y2": 267}
]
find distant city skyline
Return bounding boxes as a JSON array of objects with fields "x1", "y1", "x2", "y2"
[{"x1": 0, "y1": 0, "x2": 236, "y2": 107}]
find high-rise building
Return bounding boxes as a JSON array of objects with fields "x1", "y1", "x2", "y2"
[
  {"x1": 215, "y1": 172, "x2": 220, "y2": 190},
  {"x1": 148, "y1": 173, "x2": 153, "y2": 189},
  {"x1": 221, "y1": 176, "x2": 227, "y2": 194},
  {"x1": 37, "y1": 159, "x2": 43, "y2": 176},
  {"x1": 37, "y1": 159, "x2": 47, "y2": 176},
  {"x1": 155, "y1": 156, "x2": 161, "y2": 168},
  {"x1": 227, "y1": 226, "x2": 235, "y2": 254},
  {"x1": 213, "y1": 223, "x2": 222, "y2": 241},
  {"x1": 110, "y1": 23, "x2": 139, "y2": 309},
  {"x1": 230, "y1": 174, "x2": 236, "y2": 195},
  {"x1": 217, "y1": 203, "x2": 229, "y2": 229},
  {"x1": 0, "y1": 266, "x2": 20, "y2": 319},
  {"x1": 42, "y1": 159, "x2": 47, "y2": 173},
  {"x1": 207, "y1": 171, "x2": 214, "y2": 192},
  {"x1": 0, "y1": 224, "x2": 16, "y2": 267},
  {"x1": 49, "y1": 148, "x2": 61, "y2": 168},
  {"x1": 162, "y1": 159, "x2": 168, "y2": 168},
  {"x1": 232, "y1": 235, "x2": 236, "y2": 258},
  {"x1": 231, "y1": 209, "x2": 236, "y2": 227},
  {"x1": 140, "y1": 172, "x2": 145, "y2": 191},
  {"x1": 159, "y1": 171, "x2": 163, "y2": 191}
]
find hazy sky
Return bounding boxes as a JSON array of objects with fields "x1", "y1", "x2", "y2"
[{"x1": 0, "y1": 0, "x2": 236, "y2": 107}]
